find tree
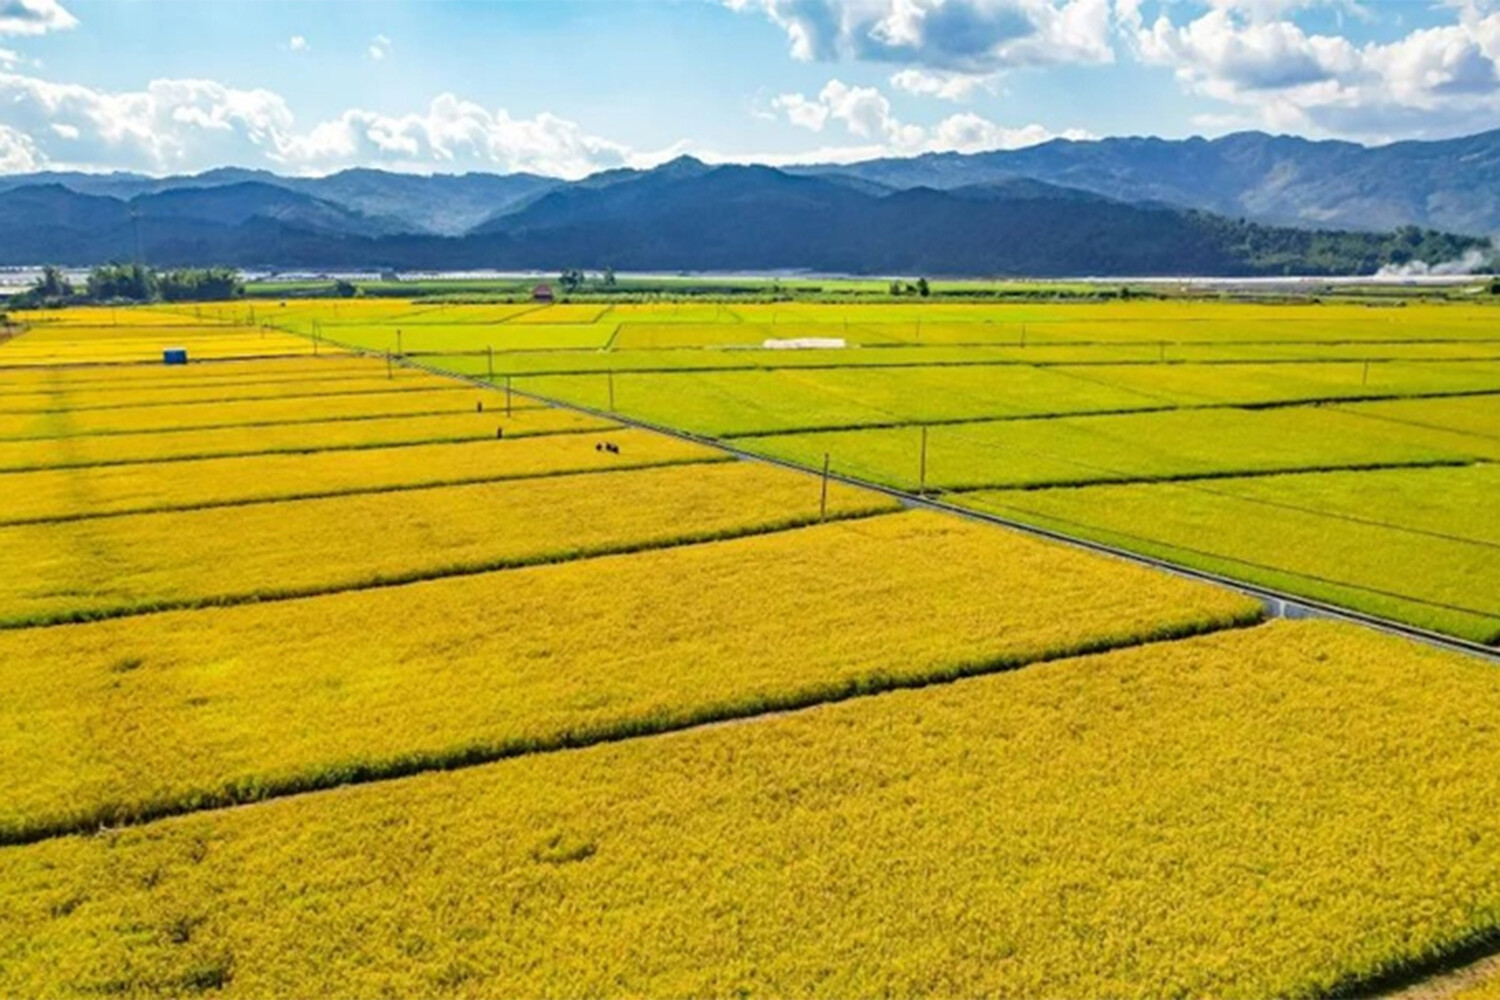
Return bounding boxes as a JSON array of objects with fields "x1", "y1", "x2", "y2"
[
  {"x1": 559, "y1": 269, "x2": 585, "y2": 293},
  {"x1": 37, "y1": 266, "x2": 73, "y2": 301},
  {"x1": 159, "y1": 268, "x2": 244, "y2": 302},
  {"x1": 889, "y1": 280, "x2": 903, "y2": 296},
  {"x1": 333, "y1": 278, "x2": 358, "y2": 298},
  {"x1": 86, "y1": 263, "x2": 154, "y2": 302},
  {"x1": 916, "y1": 277, "x2": 930, "y2": 298},
  {"x1": 603, "y1": 267, "x2": 617, "y2": 287}
]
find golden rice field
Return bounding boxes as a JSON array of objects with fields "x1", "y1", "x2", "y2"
[
  {"x1": 0, "y1": 427, "x2": 720, "y2": 523},
  {"x1": 4, "y1": 621, "x2": 1500, "y2": 998},
  {"x1": 0, "y1": 460, "x2": 894, "y2": 626},
  {"x1": 2, "y1": 302, "x2": 1499, "y2": 998},
  {"x1": 287, "y1": 296, "x2": 1500, "y2": 644}
]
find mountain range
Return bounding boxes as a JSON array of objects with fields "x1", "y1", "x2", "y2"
[{"x1": 0, "y1": 129, "x2": 1496, "y2": 276}]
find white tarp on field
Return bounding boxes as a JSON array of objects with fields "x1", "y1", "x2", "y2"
[{"x1": 762, "y1": 337, "x2": 847, "y2": 350}]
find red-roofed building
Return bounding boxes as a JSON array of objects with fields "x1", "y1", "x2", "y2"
[{"x1": 532, "y1": 284, "x2": 554, "y2": 303}]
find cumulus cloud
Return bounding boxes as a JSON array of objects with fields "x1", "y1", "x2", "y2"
[
  {"x1": 770, "y1": 77, "x2": 1089, "y2": 155},
  {"x1": 367, "y1": 34, "x2": 391, "y2": 61},
  {"x1": 288, "y1": 35, "x2": 308, "y2": 53},
  {"x1": 727, "y1": 0, "x2": 1114, "y2": 72},
  {"x1": 0, "y1": 0, "x2": 75, "y2": 37},
  {"x1": 0, "y1": 121, "x2": 38, "y2": 170},
  {"x1": 890, "y1": 67, "x2": 1000, "y2": 99},
  {"x1": 1126, "y1": 0, "x2": 1500, "y2": 139},
  {"x1": 0, "y1": 71, "x2": 634, "y2": 178}
]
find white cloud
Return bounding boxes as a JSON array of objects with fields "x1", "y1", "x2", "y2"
[
  {"x1": 368, "y1": 34, "x2": 391, "y2": 61},
  {"x1": 0, "y1": 121, "x2": 37, "y2": 170},
  {"x1": 728, "y1": 0, "x2": 1115, "y2": 72},
  {"x1": 770, "y1": 77, "x2": 1088, "y2": 155},
  {"x1": 0, "y1": 71, "x2": 633, "y2": 178},
  {"x1": 1128, "y1": 1, "x2": 1500, "y2": 139},
  {"x1": 288, "y1": 35, "x2": 308, "y2": 53},
  {"x1": 0, "y1": 0, "x2": 75, "y2": 37},
  {"x1": 0, "y1": 46, "x2": 18, "y2": 69},
  {"x1": 890, "y1": 67, "x2": 1000, "y2": 98}
]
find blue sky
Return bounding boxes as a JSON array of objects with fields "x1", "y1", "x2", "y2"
[{"x1": 0, "y1": 0, "x2": 1495, "y2": 178}]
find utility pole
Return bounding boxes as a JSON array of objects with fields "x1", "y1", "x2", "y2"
[
  {"x1": 820, "y1": 453, "x2": 830, "y2": 521},
  {"x1": 918, "y1": 426, "x2": 929, "y2": 495}
]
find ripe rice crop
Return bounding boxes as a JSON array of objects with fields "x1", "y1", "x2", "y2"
[
  {"x1": 1335, "y1": 394, "x2": 1500, "y2": 441},
  {"x1": 1, "y1": 327, "x2": 320, "y2": 365},
  {"x1": 964, "y1": 463, "x2": 1500, "y2": 642},
  {"x1": 0, "y1": 459, "x2": 880, "y2": 626},
  {"x1": 0, "y1": 427, "x2": 719, "y2": 523},
  {"x1": 315, "y1": 322, "x2": 617, "y2": 354},
  {"x1": 0, "y1": 407, "x2": 614, "y2": 471},
  {"x1": 4, "y1": 621, "x2": 1500, "y2": 997},
  {"x1": 0, "y1": 356, "x2": 430, "y2": 389},
  {"x1": 1053, "y1": 360, "x2": 1500, "y2": 407},
  {"x1": 517, "y1": 365, "x2": 1165, "y2": 436},
  {"x1": 0, "y1": 373, "x2": 466, "y2": 415},
  {"x1": 0, "y1": 385, "x2": 513, "y2": 440},
  {"x1": 743, "y1": 404, "x2": 1500, "y2": 491},
  {"x1": 0, "y1": 510, "x2": 1258, "y2": 842}
]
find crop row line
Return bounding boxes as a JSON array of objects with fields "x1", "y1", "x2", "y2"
[
  {"x1": 0, "y1": 423, "x2": 611, "y2": 475},
  {"x1": 0, "y1": 504, "x2": 897, "y2": 632},
  {"x1": 0, "y1": 382, "x2": 463, "y2": 417},
  {"x1": 0, "y1": 454, "x2": 732, "y2": 528},
  {"x1": 932, "y1": 458, "x2": 1483, "y2": 496},
  {"x1": 0, "y1": 610, "x2": 1263, "y2": 848},
  {"x1": 0, "y1": 401, "x2": 550, "y2": 444},
  {"x1": 973, "y1": 498, "x2": 1500, "y2": 641},
  {"x1": 404, "y1": 353, "x2": 1500, "y2": 378},
  {"x1": 713, "y1": 388, "x2": 1500, "y2": 440}
]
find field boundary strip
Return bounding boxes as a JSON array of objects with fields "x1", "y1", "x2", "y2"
[
  {"x1": 0, "y1": 504, "x2": 898, "y2": 631},
  {"x1": 0, "y1": 401, "x2": 552, "y2": 444},
  {"x1": 968, "y1": 496, "x2": 1500, "y2": 645},
  {"x1": 935, "y1": 458, "x2": 1484, "y2": 494},
  {"x1": 334, "y1": 340, "x2": 1500, "y2": 664},
  {"x1": 0, "y1": 453, "x2": 735, "y2": 527},
  {"x1": 0, "y1": 424, "x2": 615, "y2": 475},
  {"x1": 964, "y1": 463, "x2": 1500, "y2": 552},
  {"x1": 0, "y1": 382, "x2": 472, "y2": 416},
  {"x1": 0, "y1": 351, "x2": 326, "y2": 371},
  {"x1": 0, "y1": 613, "x2": 1264, "y2": 848},
  {"x1": 715, "y1": 389, "x2": 1500, "y2": 440}
]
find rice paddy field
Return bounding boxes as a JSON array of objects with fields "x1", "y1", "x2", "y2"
[
  {"x1": 239, "y1": 295, "x2": 1500, "y2": 645},
  {"x1": 2, "y1": 300, "x2": 1499, "y2": 997}
]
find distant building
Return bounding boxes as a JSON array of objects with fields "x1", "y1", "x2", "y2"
[{"x1": 532, "y1": 284, "x2": 555, "y2": 303}]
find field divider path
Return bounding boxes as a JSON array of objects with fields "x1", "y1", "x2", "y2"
[
  {"x1": 0, "y1": 611, "x2": 1264, "y2": 849},
  {"x1": 0, "y1": 382, "x2": 469, "y2": 416},
  {"x1": 934, "y1": 457, "x2": 1483, "y2": 494},
  {"x1": 0, "y1": 453, "x2": 734, "y2": 528},
  {"x1": 0, "y1": 503, "x2": 895, "y2": 631},
  {"x1": 715, "y1": 388, "x2": 1500, "y2": 440},
  {"x1": 326, "y1": 335, "x2": 1500, "y2": 665},
  {"x1": 0, "y1": 402, "x2": 551, "y2": 444},
  {"x1": 0, "y1": 423, "x2": 614, "y2": 474}
]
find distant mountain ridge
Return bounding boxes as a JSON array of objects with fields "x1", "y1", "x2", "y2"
[
  {"x1": 0, "y1": 168, "x2": 557, "y2": 236},
  {"x1": 792, "y1": 130, "x2": 1500, "y2": 235},
  {"x1": 0, "y1": 160, "x2": 1481, "y2": 277},
  {"x1": 4, "y1": 128, "x2": 1500, "y2": 240}
]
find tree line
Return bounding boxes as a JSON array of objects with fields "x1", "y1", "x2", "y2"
[{"x1": 10, "y1": 265, "x2": 245, "y2": 309}]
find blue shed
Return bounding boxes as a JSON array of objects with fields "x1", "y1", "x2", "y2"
[{"x1": 163, "y1": 348, "x2": 188, "y2": 365}]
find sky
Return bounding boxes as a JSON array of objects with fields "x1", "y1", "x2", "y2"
[{"x1": 0, "y1": 0, "x2": 1497, "y2": 179}]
